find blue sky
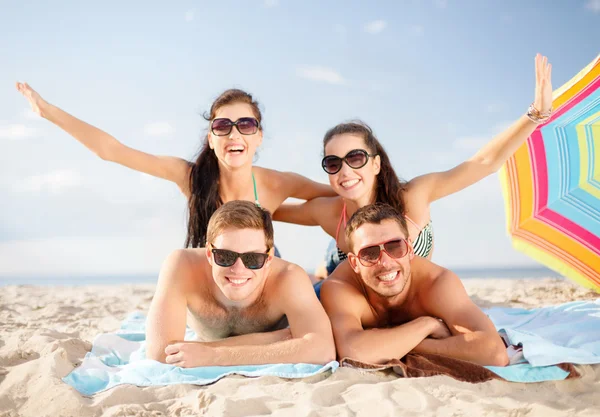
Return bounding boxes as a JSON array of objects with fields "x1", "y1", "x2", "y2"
[{"x1": 1, "y1": 0, "x2": 599, "y2": 277}]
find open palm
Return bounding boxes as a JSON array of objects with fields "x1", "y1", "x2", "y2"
[
  {"x1": 15, "y1": 82, "x2": 45, "y2": 117},
  {"x1": 534, "y1": 53, "x2": 553, "y2": 113}
]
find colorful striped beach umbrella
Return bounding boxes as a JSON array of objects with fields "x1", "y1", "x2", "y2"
[{"x1": 499, "y1": 54, "x2": 600, "y2": 293}]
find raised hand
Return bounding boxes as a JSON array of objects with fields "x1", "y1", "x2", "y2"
[
  {"x1": 15, "y1": 82, "x2": 47, "y2": 118},
  {"x1": 534, "y1": 53, "x2": 553, "y2": 114}
]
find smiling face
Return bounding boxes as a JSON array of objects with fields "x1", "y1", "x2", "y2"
[
  {"x1": 348, "y1": 219, "x2": 414, "y2": 298},
  {"x1": 323, "y1": 133, "x2": 380, "y2": 203},
  {"x1": 208, "y1": 102, "x2": 263, "y2": 169},
  {"x1": 206, "y1": 227, "x2": 272, "y2": 303}
]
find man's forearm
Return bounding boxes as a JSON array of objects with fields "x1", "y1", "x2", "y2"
[
  {"x1": 207, "y1": 333, "x2": 334, "y2": 366},
  {"x1": 202, "y1": 329, "x2": 292, "y2": 348},
  {"x1": 412, "y1": 331, "x2": 508, "y2": 366},
  {"x1": 339, "y1": 317, "x2": 436, "y2": 363}
]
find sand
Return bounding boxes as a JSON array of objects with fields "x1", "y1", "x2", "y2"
[{"x1": 0, "y1": 278, "x2": 598, "y2": 417}]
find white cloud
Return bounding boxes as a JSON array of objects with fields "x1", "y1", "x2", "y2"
[
  {"x1": 585, "y1": 0, "x2": 600, "y2": 13},
  {"x1": 0, "y1": 123, "x2": 39, "y2": 140},
  {"x1": 184, "y1": 10, "x2": 195, "y2": 22},
  {"x1": 144, "y1": 122, "x2": 175, "y2": 136},
  {"x1": 434, "y1": 0, "x2": 448, "y2": 8},
  {"x1": 0, "y1": 236, "x2": 179, "y2": 276},
  {"x1": 408, "y1": 24, "x2": 425, "y2": 37},
  {"x1": 296, "y1": 66, "x2": 346, "y2": 85},
  {"x1": 22, "y1": 109, "x2": 42, "y2": 121},
  {"x1": 264, "y1": 0, "x2": 279, "y2": 7},
  {"x1": 13, "y1": 169, "x2": 83, "y2": 193},
  {"x1": 363, "y1": 20, "x2": 387, "y2": 34}
]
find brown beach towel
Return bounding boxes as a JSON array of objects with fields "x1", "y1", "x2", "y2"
[{"x1": 340, "y1": 353, "x2": 580, "y2": 383}]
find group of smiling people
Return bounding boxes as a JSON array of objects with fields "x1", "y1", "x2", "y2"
[{"x1": 16, "y1": 53, "x2": 554, "y2": 367}]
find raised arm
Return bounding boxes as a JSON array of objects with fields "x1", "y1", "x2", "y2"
[
  {"x1": 272, "y1": 197, "x2": 333, "y2": 226},
  {"x1": 412, "y1": 270, "x2": 508, "y2": 366},
  {"x1": 320, "y1": 264, "x2": 448, "y2": 363},
  {"x1": 278, "y1": 171, "x2": 337, "y2": 201},
  {"x1": 145, "y1": 250, "x2": 191, "y2": 363},
  {"x1": 165, "y1": 265, "x2": 336, "y2": 366},
  {"x1": 407, "y1": 53, "x2": 552, "y2": 204},
  {"x1": 16, "y1": 82, "x2": 191, "y2": 196}
]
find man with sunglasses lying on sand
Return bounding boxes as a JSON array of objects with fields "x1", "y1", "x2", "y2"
[
  {"x1": 321, "y1": 203, "x2": 509, "y2": 367},
  {"x1": 145, "y1": 200, "x2": 335, "y2": 367}
]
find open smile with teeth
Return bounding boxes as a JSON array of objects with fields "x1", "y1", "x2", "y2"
[
  {"x1": 226, "y1": 145, "x2": 246, "y2": 153},
  {"x1": 378, "y1": 271, "x2": 399, "y2": 282},
  {"x1": 226, "y1": 277, "x2": 251, "y2": 286},
  {"x1": 340, "y1": 178, "x2": 360, "y2": 189}
]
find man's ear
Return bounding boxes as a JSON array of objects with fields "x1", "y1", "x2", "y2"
[
  {"x1": 265, "y1": 247, "x2": 275, "y2": 267},
  {"x1": 206, "y1": 245, "x2": 213, "y2": 266},
  {"x1": 347, "y1": 253, "x2": 360, "y2": 274},
  {"x1": 407, "y1": 239, "x2": 415, "y2": 261}
]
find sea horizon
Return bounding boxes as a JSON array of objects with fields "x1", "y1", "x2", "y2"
[{"x1": 0, "y1": 265, "x2": 565, "y2": 286}]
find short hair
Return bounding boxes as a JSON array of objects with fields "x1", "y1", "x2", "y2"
[
  {"x1": 345, "y1": 203, "x2": 409, "y2": 251},
  {"x1": 206, "y1": 200, "x2": 274, "y2": 249}
]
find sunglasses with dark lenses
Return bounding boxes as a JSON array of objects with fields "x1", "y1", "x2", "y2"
[
  {"x1": 211, "y1": 117, "x2": 260, "y2": 136},
  {"x1": 356, "y1": 239, "x2": 409, "y2": 267},
  {"x1": 321, "y1": 149, "x2": 378, "y2": 175},
  {"x1": 211, "y1": 247, "x2": 270, "y2": 270}
]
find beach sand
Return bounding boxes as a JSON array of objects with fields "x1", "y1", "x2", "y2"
[{"x1": 0, "y1": 278, "x2": 598, "y2": 417}]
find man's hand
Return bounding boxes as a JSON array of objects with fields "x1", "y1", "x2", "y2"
[
  {"x1": 428, "y1": 318, "x2": 452, "y2": 340},
  {"x1": 164, "y1": 342, "x2": 217, "y2": 368}
]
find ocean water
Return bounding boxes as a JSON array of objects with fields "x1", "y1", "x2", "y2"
[{"x1": 0, "y1": 266, "x2": 564, "y2": 286}]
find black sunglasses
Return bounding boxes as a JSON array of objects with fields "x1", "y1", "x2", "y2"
[
  {"x1": 210, "y1": 245, "x2": 271, "y2": 270},
  {"x1": 321, "y1": 149, "x2": 378, "y2": 175},
  {"x1": 211, "y1": 117, "x2": 260, "y2": 136}
]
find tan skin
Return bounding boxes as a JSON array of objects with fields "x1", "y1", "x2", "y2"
[
  {"x1": 320, "y1": 219, "x2": 509, "y2": 367},
  {"x1": 146, "y1": 227, "x2": 335, "y2": 367},
  {"x1": 274, "y1": 54, "x2": 553, "y2": 261},
  {"x1": 14, "y1": 86, "x2": 335, "y2": 220}
]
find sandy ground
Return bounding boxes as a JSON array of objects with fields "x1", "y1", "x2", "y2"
[{"x1": 0, "y1": 277, "x2": 598, "y2": 417}]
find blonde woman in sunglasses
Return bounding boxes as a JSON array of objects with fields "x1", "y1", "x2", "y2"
[{"x1": 15, "y1": 84, "x2": 335, "y2": 253}]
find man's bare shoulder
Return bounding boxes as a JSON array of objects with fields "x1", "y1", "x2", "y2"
[
  {"x1": 411, "y1": 257, "x2": 465, "y2": 305},
  {"x1": 157, "y1": 248, "x2": 209, "y2": 288},
  {"x1": 267, "y1": 258, "x2": 312, "y2": 286},
  {"x1": 321, "y1": 261, "x2": 366, "y2": 303}
]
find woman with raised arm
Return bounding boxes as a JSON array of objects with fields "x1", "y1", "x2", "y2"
[
  {"x1": 274, "y1": 53, "x2": 553, "y2": 279},
  {"x1": 15, "y1": 84, "x2": 335, "y2": 250}
]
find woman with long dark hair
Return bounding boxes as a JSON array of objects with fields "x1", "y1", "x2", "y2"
[
  {"x1": 274, "y1": 53, "x2": 553, "y2": 277},
  {"x1": 15, "y1": 84, "x2": 335, "y2": 250}
]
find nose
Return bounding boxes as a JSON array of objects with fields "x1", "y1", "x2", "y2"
[
  {"x1": 228, "y1": 125, "x2": 243, "y2": 140},
  {"x1": 337, "y1": 160, "x2": 353, "y2": 176},
  {"x1": 230, "y1": 257, "x2": 247, "y2": 273},
  {"x1": 378, "y1": 250, "x2": 395, "y2": 267}
]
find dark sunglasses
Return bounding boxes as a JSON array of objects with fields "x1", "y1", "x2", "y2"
[
  {"x1": 321, "y1": 149, "x2": 378, "y2": 175},
  {"x1": 356, "y1": 239, "x2": 409, "y2": 267},
  {"x1": 211, "y1": 117, "x2": 260, "y2": 136},
  {"x1": 210, "y1": 245, "x2": 271, "y2": 270}
]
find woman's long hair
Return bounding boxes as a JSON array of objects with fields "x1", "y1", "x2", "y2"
[
  {"x1": 185, "y1": 89, "x2": 262, "y2": 248},
  {"x1": 323, "y1": 121, "x2": 407, "y2": 214}
]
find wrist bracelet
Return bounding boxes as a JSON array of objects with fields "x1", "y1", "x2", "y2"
[{"x1": 526, "y1": 103, "x2": 552, "y2": 124}]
